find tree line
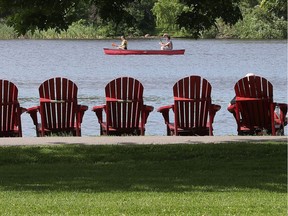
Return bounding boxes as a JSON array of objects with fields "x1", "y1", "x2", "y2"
[{"x1": 0, "y1": 0, "x2": 286, "y2": 39}]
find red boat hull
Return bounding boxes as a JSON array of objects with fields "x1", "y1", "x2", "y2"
[{"x1": 103, "y1": 48, "x2": 185, "y2": 55}]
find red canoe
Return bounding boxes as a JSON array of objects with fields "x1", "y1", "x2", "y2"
[{"x1": 103, "y1": 48, "x2": 185, "y2": 55}]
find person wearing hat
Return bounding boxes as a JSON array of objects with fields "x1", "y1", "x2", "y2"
[{"x1": 159, "y1": 34, "x2": 173, "y2": 50}]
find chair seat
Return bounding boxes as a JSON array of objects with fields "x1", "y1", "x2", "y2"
[{"x1": 36, "y1": 123, "x2": 82, "y2": 136}]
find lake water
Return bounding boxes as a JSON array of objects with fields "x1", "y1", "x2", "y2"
[{"x1": 0, "y1": 39, "x2": 287, "y2": 137}]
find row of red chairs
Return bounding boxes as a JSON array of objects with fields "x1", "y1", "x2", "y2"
[{"x1": 0, "y1": 76, "x2": 287, "y2": 137}]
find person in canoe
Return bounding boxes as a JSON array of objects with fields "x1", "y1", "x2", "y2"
[
  {"x1": 160, "y1": 33, "x2": 173, "y2": 50},
  {"x1": 112, "y1": 36, "x2": 128, "y2": 50}
]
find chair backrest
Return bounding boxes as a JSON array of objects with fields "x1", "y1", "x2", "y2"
[
  {"x1": 39, "y1": 77, "x2": 78, "y2": 133},
  {"x1": 105, "y1": 77, "x2": 144, "y2": 132},
  {"x1": 173, "y1": 76, "x2": 212, "y2": 132},
  {"x1": 0, "y1": 80, "x2": 21, "y2": 136},
  {"x1": 234, "y1": 75, "x2": 274, "y2": 131}
]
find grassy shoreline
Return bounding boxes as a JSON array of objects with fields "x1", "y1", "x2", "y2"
[
  {"x1": 1, "y1": 21, "x2": 287, "y2": 40},
  {"x1": 0, "y1": 143, "x2": 286, "y2": 215}
]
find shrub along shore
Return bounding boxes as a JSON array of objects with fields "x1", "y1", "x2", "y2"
[
  {"x1": 0, "y1": 18, "x2": 286, "y2": 40},
  {"x1": 0, "y1": 142, "x2": 286, "y2": 215}
]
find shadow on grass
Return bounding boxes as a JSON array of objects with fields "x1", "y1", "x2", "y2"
[{"x1": 0, "y1": 143, "x2": 286, "y2": 193}]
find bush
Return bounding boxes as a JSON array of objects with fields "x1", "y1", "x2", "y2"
[
  {"x1": 63, "y1": 20, "x2": 96, "y2": 39},
  {"x1": 200, "y1": 26, "x2": 218, "y2": 39},
  {"x1": 233, "y1": 7, "x2": 287, "y2": 39},
  {"x1": 0, "y1": 23, "x2": 18, "y2": 39}
]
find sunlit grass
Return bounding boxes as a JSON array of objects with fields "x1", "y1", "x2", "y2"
[{"x1": 0, "y1": 143, "x2": 286, "y2": 215}]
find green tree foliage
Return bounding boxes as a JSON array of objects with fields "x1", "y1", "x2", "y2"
[
  {"x1": 0, "y1": 0, "x2": 243, "y2": 38},
  {"x1": 0, "y1": 0, "x2": 286, "y2": 39},
  {"x1": 241, "y1": 0, "x2": 260, "y2": 7},
  {"x1": 0, "y1": 0, "x2": 139, "y2": 35},
  {"x1": 152, "y1": 0, "x2": 185, "y2": 32},
  {"x1": 260, "y1": 0, "x2": 287, "y2": 19},
  {"x1": 177, "y1": 0, "x2": 242, "y2": 38},
  {"x1": 192, "y1": 0, "x2": 287, "y2": 39},
  {"x1": 233, "y1": 3, "x2": 287, "y2": 39},
  {"x1": 0, "y1": 0, "x2": 81, "y2": 35},
  {"x1": 93, "y1": 0, "x2": 135, "y2": 26},
  {"x1": 108, "y1": 0, "x2": 156, "y2": 36},
  {"x1": 125, "y1": 0, "x2": 156, "y2": 35}
]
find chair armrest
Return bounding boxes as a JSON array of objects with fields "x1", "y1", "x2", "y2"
[
  {"x1": 209, "y1": 104, "x2": 221, "y2": 123},
  {"x1": 26, "y1": 106, "x2": 40, "y2": 126},
  {"x1": 142, "y1": 105, "x2": 154, "y2": 124},
  {"x1": 145, "y1": 105, "x2": 154, "y2": 113},
  {"x1": 211, "y1": 104, "x2": 221, "y2": 112},
  {"x1": 77, "y1": 105, "x2": 88, "y2": 123},
  {"x1": 20, "y1": 107, "x2": 27, "y2": 114},
  {"x1": 227, "y1": 103, "x2": 236, "y2": 113},
  {"x1": 157, "y1": 105, "x2": 173, "y2": 113},
  {"x1": 79, "y1": 105, "x2": 88, "y2": 111},
  {"x1": 157, "y1": 105, "x2": 173, "y2": 124},
  {"x1": 92, "y1": 105, "x2": 106, "y2": 123}
]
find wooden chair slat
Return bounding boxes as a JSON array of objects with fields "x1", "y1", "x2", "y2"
[{"x1": 0, "y1": 80, "x2": 23, "y2": 137}]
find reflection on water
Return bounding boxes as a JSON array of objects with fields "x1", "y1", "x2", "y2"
[{"x1": 0, "y1": 39, "x2": 287, "y2": 136}]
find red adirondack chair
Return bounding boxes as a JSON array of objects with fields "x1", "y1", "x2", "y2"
[
  {"x1": 92, "y1": 77, "x2": 154, "y2": 135},
  {"x1": 27, "y1": 77, "x2": 88, "y2": 136},
  {"x1": 228, "y1": 75, "x2": 287, "y2": 135},
  {"x1": 0, "y1": 80, "x2": 26, "y2": 137},
  {"x1": 157, "y1": 76, "x2": 221, "y2": 136}
]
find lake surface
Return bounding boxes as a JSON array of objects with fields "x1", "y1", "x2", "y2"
[{"x1": 0, "y1": 39, "x2": 287, "y2": 137}]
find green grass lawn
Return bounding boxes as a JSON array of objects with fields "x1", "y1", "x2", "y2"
[{"x1": 0, "y1": 143, "x2": 286, "y2": 215}]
